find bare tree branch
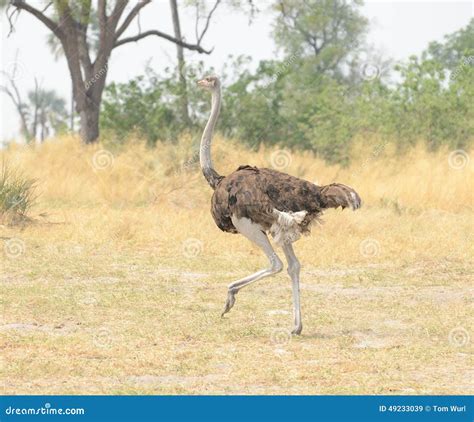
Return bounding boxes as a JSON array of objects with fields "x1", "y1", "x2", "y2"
[
  {"x1": 94, "y1": 0, "x2": 128, "y2": 83},
  {"x1": 32, "y1": 77, "x2": 40, "y2": 140},
  {"x1": 114, "y1": 29, "x2": 212, "y2": 54},
  {"x1": 41, "y1": 1, "x2": 53, "y2": 13},
  {"x1": 170, "y1": 0, "x2": 191, "y2": 124},
  {"x1": 196, "y1": 0, "x2": 221, "y2": 44},
  {"x1": 107, "y1": 0, "x2": 128, "y2": 31},
  {"x1": 77, "y1": 0, "x2": 93, "y2": 81},
  {"x1": 0, "y1": 68, "x2": 32, "y2": 141},
  {"x1": 10, "y1": 0, "x2": 64, "y2": 39},
  {"x1": 115, "y1": 0, "x2": 151, "y2": 40},
  {"x1": 6, "y1": 3, "x2": 21, "y2": 37},
  {"x1": 95, "y1": 0, "x2": 127, "y2": 71},
  {"x1": 98, "y1": 0, "x2": 106, "y2": 21},
  {"x1": 97, "y1": 0, "x2": 108, "y2": 62},
  {"x1": 194, "y1": 2, "x2": 199, "y2": 41},
  {"x1": 53, "y1": 4, "x2": 87, "y2": 107}
]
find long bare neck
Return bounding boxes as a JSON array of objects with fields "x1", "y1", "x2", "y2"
[{"x1": 200, "y1": 87, "x2": 222, "y2": 189}]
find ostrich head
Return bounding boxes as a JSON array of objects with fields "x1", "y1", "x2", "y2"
[{"x1": 197, "y1": 75, "x2": 220, "y2": 91}]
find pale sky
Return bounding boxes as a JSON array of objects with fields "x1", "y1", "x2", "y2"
[{"x1": 0, "y1": 0, "x2": 472, "y2": 141}]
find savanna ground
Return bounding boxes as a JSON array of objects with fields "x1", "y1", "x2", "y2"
[{"x1": 1, "y1": 136, "x2": 472, "y2": 394}]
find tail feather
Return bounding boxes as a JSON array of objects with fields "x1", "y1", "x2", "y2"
[{"x1": 319, "y1": 183, "x2": 362, "y2": 211}]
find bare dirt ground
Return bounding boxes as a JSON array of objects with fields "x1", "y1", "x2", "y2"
[{"x1": 1, "y1": 214, "x2": 472, "y2": 394}]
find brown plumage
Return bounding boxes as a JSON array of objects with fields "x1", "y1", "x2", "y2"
[
  {"x1": 210, "y1": 165, "x2": 361, "y2": 236},
  {"x1": 197, "y1": 75, "x2": 362, "y2": 335}
]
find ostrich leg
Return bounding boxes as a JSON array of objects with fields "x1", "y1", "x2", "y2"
[
  {"x1": 221, "y1": 217, "x2": 283, "y2": 317},
  {"x1": 282, "y1": 242, "x2": 302, "y2": 335}
]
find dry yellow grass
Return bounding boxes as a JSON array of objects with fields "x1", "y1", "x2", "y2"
[{"x1": 1, "y1": 135, "x2": 473, "y2": 394}]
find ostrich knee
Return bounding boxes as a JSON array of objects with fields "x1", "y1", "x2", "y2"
[
  {"x1": 287, "y1": 259, "x2": 300, "y2": 279},
  {"x1": 270, "y1": 253, "x2": 284, "y2": 274}
]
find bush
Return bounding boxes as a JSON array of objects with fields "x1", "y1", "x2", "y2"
[{"x1": 0, "y1": 162, "x2": 37, "y2": 224}]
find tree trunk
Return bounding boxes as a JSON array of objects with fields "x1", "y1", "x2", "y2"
[
  {"x1": 32, "y1": 80, "x2": 39, "y2": 141},
  {"x1": 79, "y1": 99, "x2": 100, "y2": 144},
  {"x1": 40, "y1": 107, "x2": 46, "y2": 142},
  {"x1": 70, "y1": 83, "x2": 74, "y2": 132},
  {"x1": 170, "y1": 0, "x2": 191, "y2": 126}
]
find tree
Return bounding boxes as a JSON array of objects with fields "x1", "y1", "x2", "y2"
[
  {"x1": 169, "y1": 0, "x2": 192, "y2": 126},
  {"x1": 4, "y1": 0, "x2": 217, "y2": 143},
  {"x1": 424, "y1": 18, "x2": 474, "y2": 71},
  {"x1": 273, "y1": 0, "x2": 368, "y2": 75},
  {"x1": 0, "y1": 63, "x2": 32, "y2": 142},
  {"x1": 28, "y1": 87, "x2": 69, "y2": 142},
  {"x1": 97, "y1": 1, "x2": 473, "y2": 162},
  {"x1": 1, "y1": 69, "x2": 68, "y2": 143},
  {"x1": 217, "y1": 0, "x2": 370, "y2": 160},
  {"x1": 100, "y1": 62, "x2": 213, "y2": 145},
  {"x1": 101, "y1": 70, "x2": 178, "y2": 145}
]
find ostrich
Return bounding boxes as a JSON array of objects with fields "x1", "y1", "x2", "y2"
[{"x1": 197, "y1": 75, "x2": 361, "y2": 335}]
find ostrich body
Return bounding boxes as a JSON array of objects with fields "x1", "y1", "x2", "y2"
[{"x1": 197, "y1": 76, "x2": 361, "y2": 335}]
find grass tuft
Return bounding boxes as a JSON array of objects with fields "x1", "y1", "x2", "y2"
[{"x1": 0, "y1": 161, "x2": 37, "y2": 225}]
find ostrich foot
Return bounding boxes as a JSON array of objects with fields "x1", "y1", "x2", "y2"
[
  {"x1": 221, "y1": 289, "x2": 237, "y2": 317},
  {"x1": 291, "y1": 324, "x2": 303, "y2": 335}
]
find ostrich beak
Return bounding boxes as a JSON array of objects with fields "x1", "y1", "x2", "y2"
[{"x1": 197, "y1": 79, "x2": 206, "y2": 87}]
